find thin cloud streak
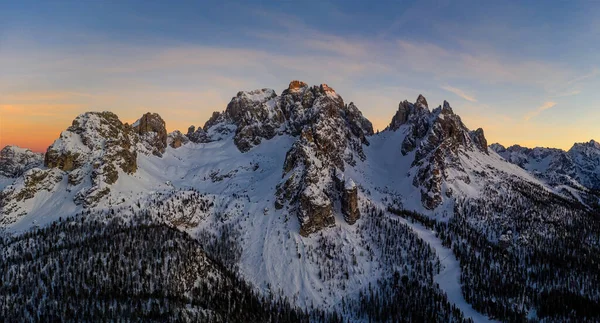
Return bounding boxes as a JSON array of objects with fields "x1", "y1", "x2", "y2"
[
  {"x1": 441, "y1": 85, "x2": 477, "y2": 102},
  {"x1": 554, "y1": 89, "x2": 582, "y2": 98},
  {"x1": 1, "y1": 10, "x2": 597, "y2": 152},
  {"x1": 524, "y1": 102, "x2": 556, "y2": 121}
]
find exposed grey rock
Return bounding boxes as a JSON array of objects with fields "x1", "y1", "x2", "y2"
[
  {"x1": 470, "y1": 128, "x2": 489, "y2": 154},
  {"x1": 342, "y1": 179, "x2": 360, "y2": 225},
  {"x1": 186, "y1": 125, "x2": 210, "y2": 143},
  {"x1": 133, "y1": 112, "x2": 168, "y2": 157}
]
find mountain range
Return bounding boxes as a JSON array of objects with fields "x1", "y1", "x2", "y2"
[{"x1": 1, "y1": 81, "x2": 598, "y2": 322}]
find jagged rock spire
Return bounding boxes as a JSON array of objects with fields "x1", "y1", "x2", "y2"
[{"x1": 416, "y1": 94, "x2": 429, "y2": 109}]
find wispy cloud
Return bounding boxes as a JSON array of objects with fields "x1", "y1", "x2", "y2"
[
  {"x1": 1, "y1": 7, "x2": 595, "y2": 151},
  {"x1": 554, "y1": 89, "x2": 581, "y2": 98},
  {"x1": 566, "y1": 67, "x2": 599, "y2": 86},
  {"x1": 524, "y1": 101, "x2": 556, "y2": 121},
  {"x1": 441, "y1": 85, "x2": 477, "y2": 102},
  {"x1": 396, "y1": 40, "x2": 577, "y2": 90}
]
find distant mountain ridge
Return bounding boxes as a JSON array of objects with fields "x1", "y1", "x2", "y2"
[
  {"x1": 0, "y1": 146, "x2": 43, "y2": 178},
  {"x1": 491, "y1": 140, "x2": 600, "y2": 206}
]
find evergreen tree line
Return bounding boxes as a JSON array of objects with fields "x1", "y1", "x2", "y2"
[
  {"x1": 0, "y1": 213, "x2": 322, "y2": 322},
  {"x1": 390, "y1": 176, "x2": 600, "y2": 322}
]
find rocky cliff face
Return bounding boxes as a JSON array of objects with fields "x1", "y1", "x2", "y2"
[
  {"x1": 388, "y1": 96, "x2": 489, "y2": 209},
  {"x1": 341, "y1": 178, "x2": 360, "y2": 225},
  {"x1": 276, "y1": 83, "x2": 372, "y2": 236},
  {"x1": 1, "y1": 111, "x2": 177, "y2": 220},
  {"x1": 133, "y1": 112, "x2": 168, "y2": 157},
  {"x1": 0, "y1": 146, "x2": 44, "y2": 178},
  {"x1": 201, "y1": 89, "x2": 283, "y2": 151},
  {"x1": 202, "y1": 81, "x2": 372, "y2": 236}
]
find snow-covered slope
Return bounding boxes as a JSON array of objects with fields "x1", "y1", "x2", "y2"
[{"x1": 1, "y1": 81, "x2": 598, "y2": 322}]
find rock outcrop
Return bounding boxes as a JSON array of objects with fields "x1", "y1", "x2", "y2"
[
  {"x1": 202, "y1": 89, "x2": 283, "y2": 151},
  {"x1": 186, "y1": 125, "x2": 210, "y2": 143},
  {"x1": 388, "y1": 96, "x2": 489, "y2": 209},
  {"x1": 341, "y1": 178, "x2": 360, "y2": 225},
  {"x1": 168, "y1": 130, "x2": 189, "y2": 148},
  {"x1": 470, "y1": 128, "x2": 489, "y2": 154},
  {"x1": 0, "y1": 146, "x2": 44, "y2": 178},
  {"x1": 389, "y1": 101, "x2": 413, "y2": 131},
  {"x1": 133, "y1": 112, "x2": 168, "y2": 157}
]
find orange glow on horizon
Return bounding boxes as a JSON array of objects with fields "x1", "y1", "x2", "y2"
[{"x1": 0, "y1": 103, "x2": 593, "y2": 154}]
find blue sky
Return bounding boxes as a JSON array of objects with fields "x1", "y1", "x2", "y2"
[{"x1": 1, "y1": 0, "x2": 600, "y2": 151}]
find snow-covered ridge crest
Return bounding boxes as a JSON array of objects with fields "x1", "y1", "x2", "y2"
[
  {"x1": 0, "y1": 111, "x2": 172, "y2": 222},
  {"x1": 385, "y1": 96, "x2": 492, "y2": 209},
  {"x1": 0, "y1": 146, "x2": 43, "y2": 178},
  {"x1": 491, "y1": 140, "x2": 600, "y2": 206}
]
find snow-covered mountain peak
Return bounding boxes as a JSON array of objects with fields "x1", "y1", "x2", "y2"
[
  {"x1": 45, "y1": 111, "x2": 136, "y2": 171},
  {"x1": 237, "y1": 88, "x2": 278, "y2": 103},
  {"x1": 570, "y1": 139, "x2": 600, "y2": 153},
  {"x1": 2, "y1": 110, "x2": 174, "y2": 218},
  {"x1": 490, "y1": 141, "x2": 600, "y2": 205},
  {"x1": 384, "y1": 97, "x2": 502, "y2": 209},
  {"x1": 198, "y1": 81, "x2": 369, "y2": 154},
  {"x1": 0, "y1": 146, "x2": 44, "y2": 178}
]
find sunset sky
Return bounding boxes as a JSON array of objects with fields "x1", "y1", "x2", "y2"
[{"x1": 2, "y1": 0, "x2": 600, "y2": 152}]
